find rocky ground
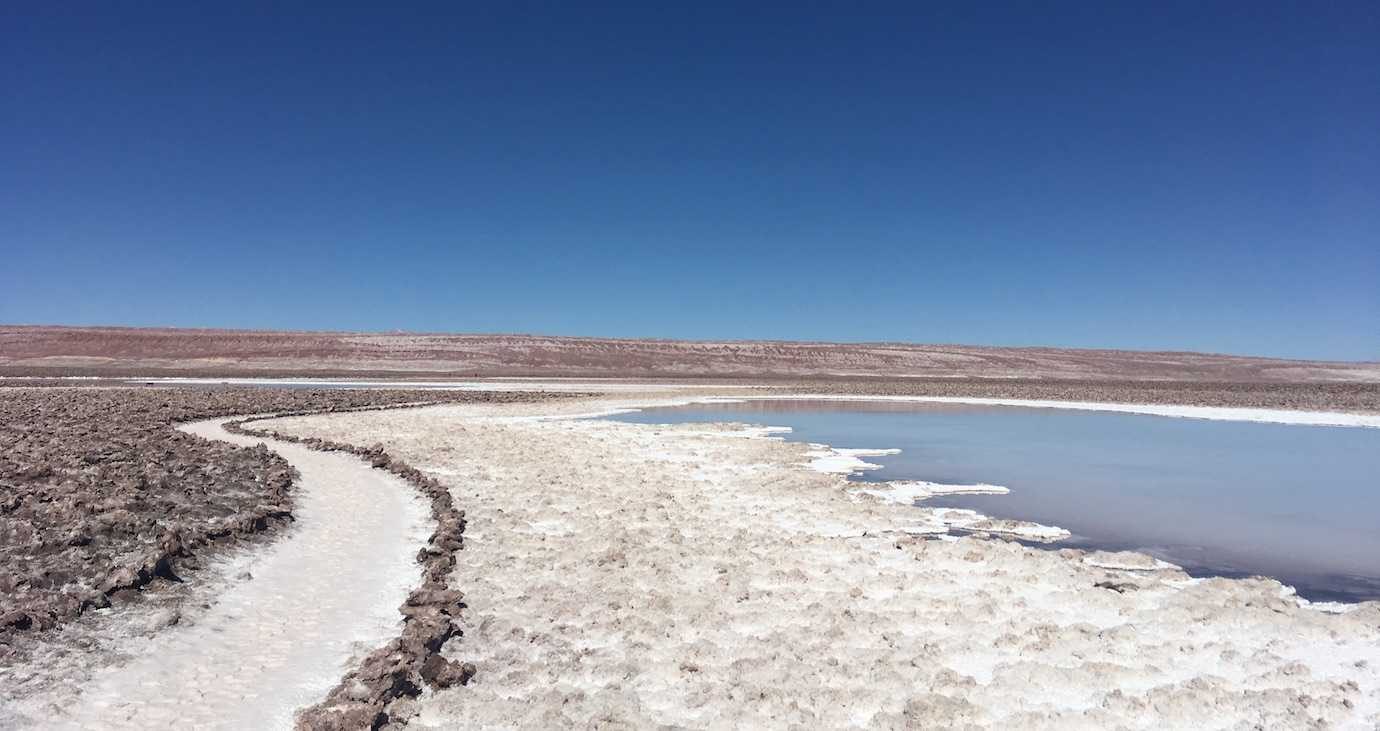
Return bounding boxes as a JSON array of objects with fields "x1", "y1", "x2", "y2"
[
  {"x1": 258, "y1": 393, "x2": 1380, "y2": 729},
  {"x1": 0, "y1": 386, "x2": 571, "y2": 658}
]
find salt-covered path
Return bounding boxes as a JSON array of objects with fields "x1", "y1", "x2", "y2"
[{"x1": 45, "y1": 418, "x2": 432, "y2": 730}]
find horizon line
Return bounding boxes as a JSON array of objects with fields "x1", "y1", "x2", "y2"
[{"x1": 5, "y1": 322, "x2": 1377, "y2": 366}]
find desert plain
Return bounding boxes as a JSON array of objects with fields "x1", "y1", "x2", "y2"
[{"x1": 2, "y1": 327, "x2": 1380, "y2": 729}]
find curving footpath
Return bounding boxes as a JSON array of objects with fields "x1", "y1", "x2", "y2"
[{"x1": 48, "y1": 418, "x2": 432, "y2": 730}]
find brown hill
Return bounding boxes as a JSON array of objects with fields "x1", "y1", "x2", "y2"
[{"x1": 2, "y1": 325, "x2": 1377, "y2": 382}]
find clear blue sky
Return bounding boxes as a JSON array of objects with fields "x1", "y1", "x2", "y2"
[{"x1": 3, "y1": 2, "x2": 1377, "y2": 361}]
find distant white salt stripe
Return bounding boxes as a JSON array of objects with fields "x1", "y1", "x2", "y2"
[
  {"x1": 136, "y1": 378, "x2": 729, "y2": 393},
  {"x1": 746, "y1": 394, "x2": 1380, "y2": 429},
  {"x1": 854, "y1": 480, "x2": 1010, "y2": 505},
  {"x1": 499, "y1": 396, "x2": 752, "y2": 423},
  {"x1": 134, "y1": 386, "x2": 1380, "y2": 429}
]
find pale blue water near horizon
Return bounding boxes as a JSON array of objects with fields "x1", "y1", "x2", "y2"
[{"x1": 608, "y1": 400, "x2": 1380, "y2": 603}]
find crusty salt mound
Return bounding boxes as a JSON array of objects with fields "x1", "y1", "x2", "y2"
[
  {"x1": 854, "y1": 480, "x2": 1011, "y2": 504},
  {"x1": 262, "y1": 394, "x2": 1380, "y2": 729},
  {"x1": 1083, "y1": 550, "x2": 1179, "y2": 572}
]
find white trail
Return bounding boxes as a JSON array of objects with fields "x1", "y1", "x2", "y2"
[{"x1": 46, "y1": 419, "x2": 431, "y2": 730}]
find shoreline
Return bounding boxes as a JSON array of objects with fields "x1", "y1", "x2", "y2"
[
  {"x1": 256, "y1": 392, "x2": 1380, "y2": 727},
  {"x1": 68, "y1": 376, "x2": 1380, "y2": 426},
  {"x1": 602, "y1": 395, "x2": 1380, "y2": 601},
  {"x1": 744, "y1": 394, "x2": 1380, "y2": 428},
  {"x1": 11, "y1": 374, "x2": 1379, "y2": 418}
]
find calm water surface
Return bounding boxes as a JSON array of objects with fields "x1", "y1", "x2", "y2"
[{"x1": 610, "y1": 400, "x2": 1380, "y2": 602}]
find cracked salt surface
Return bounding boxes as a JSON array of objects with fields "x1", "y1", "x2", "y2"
[{"x1": 259, "y1": 395, "x2": 1380, "y2": 728}]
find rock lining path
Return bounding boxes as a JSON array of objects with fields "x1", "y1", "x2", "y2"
[{"x1": 44, "y1": 418, "x2": 431, "y2": 730}]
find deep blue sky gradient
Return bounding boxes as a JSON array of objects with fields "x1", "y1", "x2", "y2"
[{"x1": 3, "y1": 3, "x2": 1377, "y2": 359}]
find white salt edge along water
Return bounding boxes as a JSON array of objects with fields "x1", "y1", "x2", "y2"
[
  {"x1": 455, "y1": 391, "x2": 1377, "y2": 609},
  {"x1": 1081, "y1": 551, "x2": 1179, "y2": 572},
  {"x1": 925, "y1": 508, "x2": 1073, "y2": 542},
  {"x1": 853, "y1": 480, "x2": 1011, "y2": 504},
  {"x1": 804, "y1": 445, "x2": 901, "y2": 474},
  {"x1": 496, "y1": 395, "x2": 1077, "y2": 546},
  {"x1": 798, "y1": 441, "x2": 1072, "y2": 542},
  {"x1": 586, "y1": 393, "x2": 1380, "y2": 573}
]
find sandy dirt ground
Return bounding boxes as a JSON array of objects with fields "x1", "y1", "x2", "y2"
[
  {"x1": 258, "y1": 392, "x2": 1380, "y2": 729},
  {"x1": 2, "y1": 419, "x2": 431, "y2": 729}
]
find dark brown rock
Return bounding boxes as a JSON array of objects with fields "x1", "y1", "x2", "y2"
[
  {"x1": 1, "y1": 610, "x2": 32, "y2": 630},
  {"x1": 419, "y1": 655, "x2": 475, "y2": 689}
]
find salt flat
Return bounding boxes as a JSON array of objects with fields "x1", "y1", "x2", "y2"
[{"x1": 261, "y1": 393, "x2": 1380, "y2": 729}]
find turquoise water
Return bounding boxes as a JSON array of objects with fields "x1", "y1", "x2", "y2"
[{"x1": 609, "y1": 400, "x2": 1380, "y2": 602}]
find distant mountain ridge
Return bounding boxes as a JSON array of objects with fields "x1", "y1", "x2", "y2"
[{"x1": 2, "y1": 325, "x2": 1377, "y2": 382}]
